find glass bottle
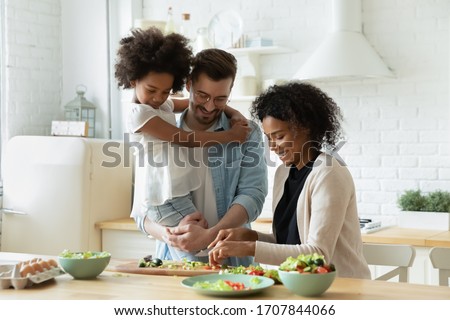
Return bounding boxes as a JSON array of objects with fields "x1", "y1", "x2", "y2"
[
  {"x1": 195, "y1": 27, "x2": 212, "y2": 53},
  {"x1": 179, "y1": 13, "x2": 192, "y2": 42},
  {"x1": 164, "y1": 6, "x2": 175, "y2": 35}
]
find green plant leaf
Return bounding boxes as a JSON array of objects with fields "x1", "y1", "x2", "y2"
[{"x1": 398, "y1": 189, "x2": 450, "y2": 213}]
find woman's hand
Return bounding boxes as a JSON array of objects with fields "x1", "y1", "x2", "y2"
[
  {"x1": 208, "y1": 241, "x2": 256, "y2": 266},
  {"x1": 208, "y1": 227, "x2": 258, "y2": 249}
]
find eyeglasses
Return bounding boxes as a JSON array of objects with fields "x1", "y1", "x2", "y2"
[{"x1": 193, "y1": 90, "x2": 230, "y2": 108}]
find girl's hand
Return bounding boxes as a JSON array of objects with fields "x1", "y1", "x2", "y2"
[
  {"x1": 228, "y1": 121, "x2": 251, "y2": 143},
  {"x1": 229, "y1": 111, "x2": 248, "y2": 127}
]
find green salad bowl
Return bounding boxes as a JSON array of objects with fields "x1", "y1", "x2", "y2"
[
  {"x1": 278, "y1": 269, "x2": 336, "y2": 297},
  {"x1": 58, "y1": 251, "x2": 111, "y2": 279}
]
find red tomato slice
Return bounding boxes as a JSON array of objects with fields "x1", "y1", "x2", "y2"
[
  {"x1": 248, "y1": 269, "x2": 265, "y2": 276},
  {"x1": 316, "y1": 266, "x2": 329, "y2": 274},
  {"x1": 224, "y1": 280, "x2": 246, "y2": 290}
]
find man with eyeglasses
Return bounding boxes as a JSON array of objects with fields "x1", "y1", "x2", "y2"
[{"x1": 134, "y1": 48, "x2": 268, "y2": 267}]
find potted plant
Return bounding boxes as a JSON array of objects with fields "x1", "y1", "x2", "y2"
[{"x1": 397, "y1": 189, "x2": 450, "y2": 230}]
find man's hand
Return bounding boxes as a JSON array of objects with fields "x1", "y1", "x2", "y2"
[
  {"x1": 164, "y1": 223, "x2": 214, "y2": 253},
  {"x1": 178, "y1": 211, "x2": 208, "y2": 228}
]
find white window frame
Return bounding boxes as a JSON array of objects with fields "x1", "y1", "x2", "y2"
[{"x1": 0, "y1": 0, "x2": 5, "y2": 186}]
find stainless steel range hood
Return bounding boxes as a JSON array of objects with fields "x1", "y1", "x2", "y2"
[{"x1": 293, "y1": 0, "x2": 394, "y2": 81}]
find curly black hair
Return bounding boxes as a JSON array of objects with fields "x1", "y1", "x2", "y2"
[
  {"x1": 250, "y1": 81, "x2": 343, "y2": 149},
  {"x1": 114, "y1": 27, "x2": 193, "y2": 93}
]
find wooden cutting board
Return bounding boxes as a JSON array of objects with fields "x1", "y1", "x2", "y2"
[{"x1": 107, "y1": 260, "x2": 220, "y2": 277}]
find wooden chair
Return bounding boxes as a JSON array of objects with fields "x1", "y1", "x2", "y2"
[
  {"x1": 363, "y1": 243, "x2": 416, "y2": 282},
  {"x1": 429, "y1": 247, "x2": 450, "y2": 286}
]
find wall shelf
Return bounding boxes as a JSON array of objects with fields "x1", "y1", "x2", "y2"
[
  {"x1": 225, "y1": 46, "x2": 294, "y2": 96},
  {"x1": 231, "y1": 95, "x2": 257, "y2": 101},
  {"x1": 227, "y1": 46, "x2": 294, "y2": 56}
]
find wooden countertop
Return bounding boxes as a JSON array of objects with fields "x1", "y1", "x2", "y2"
[
  {"x1": 96, "y1": 218, "x2": 141, "y2": 231},
  {"x1": 1, "y1": 252, "x2": 450, "y2": 300},
  {"x1": 96, "y1": 217, "x2": 274, "y2": 233},
  {"x1": 361, "y1": 227, "x2": 450, "y2": 248},
  {"x1": 97, "y1": 218, "x2": 450, "y2": 248}
]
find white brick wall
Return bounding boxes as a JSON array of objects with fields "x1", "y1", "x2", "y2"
[
  {"x1": 2, "y1": 0, "x2": 62, "y2": 141},
  {"x1": 0, "y1": 0, "x2": 449, "y2": 243},
  {"x1": 0, "y1": 0, "x2": 62, "y2": 247},
  {"x1": 143, "y1": 0, "x2": 450, "y2": 224}
]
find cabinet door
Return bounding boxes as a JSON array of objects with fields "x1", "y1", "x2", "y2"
[{"x1": 102, "y1": 229, "x2": 155, "y2": 259}]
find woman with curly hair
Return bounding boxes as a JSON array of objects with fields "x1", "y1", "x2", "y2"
[
  {"x1": 115, "y1": 27, "x2": 249, "y2": 260},
  {"x1": 207, "y1": 82, "x2": 371, "y2": 279}
]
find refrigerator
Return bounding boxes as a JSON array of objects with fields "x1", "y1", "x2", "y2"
[{"x1": 1, "y1": 135, "x2": 133, "y2": 255}]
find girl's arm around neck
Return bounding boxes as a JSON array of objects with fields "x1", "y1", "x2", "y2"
[
  {"x1": 138, "y1": 115, "x2": 250, "y2": 147},
  {"x1": 171, "y1": 97, "x2": 189, "y2": 113}
]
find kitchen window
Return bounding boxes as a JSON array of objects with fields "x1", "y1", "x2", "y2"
[{"x1": 0, "y1": 0, "x2": 4, "y2": 184}]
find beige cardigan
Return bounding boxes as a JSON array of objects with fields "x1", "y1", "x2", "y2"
[{"x1": 255, "y1": 153, "x2": 371, "y2": 279}]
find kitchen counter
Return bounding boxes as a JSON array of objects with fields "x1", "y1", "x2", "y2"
[
  {"x1": 361, "y1": 227, "x2": 450, "y2": 248},
  {"x1": 1, "y1": 252, "x2": 450, "y2": 300},
  {"x1": 96, "y1": 218, "x2": 450, "y2": 248},
  {"x1": 95, "y1": 217, "x2": 274, "y2": 233}
]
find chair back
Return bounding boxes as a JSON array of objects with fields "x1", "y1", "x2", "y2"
[
  {"x1": 363, "y1": 243, "x2": 416, "y2": 282},
  {"x1": 429, "y1": 247, "x2": 450, "y2": 286}
]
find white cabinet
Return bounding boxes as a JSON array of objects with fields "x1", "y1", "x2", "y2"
[{"x1": 101, "y1": 229, "x2": 155, "y2": 260}]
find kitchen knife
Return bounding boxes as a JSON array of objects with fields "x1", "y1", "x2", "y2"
[{"x1": 194, "y1": 248, "x2": 212, "y2": 257}]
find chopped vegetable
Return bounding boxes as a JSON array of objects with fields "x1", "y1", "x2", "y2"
[
  {"x1": 59, "y1": 249, "x2": 111, "y2": 259},
  {"x1": 193, "y1": 279, "x2": 248, "y2": 291},
  {"x1": 220, "y1": 265, "x2": 281, "y2": 283},
  {"x1": 138, "y1": 257, "x2": 164, "y2": 268},
  {"x1": 279, "y1": 253, "x2": 335, "y2": 274}
]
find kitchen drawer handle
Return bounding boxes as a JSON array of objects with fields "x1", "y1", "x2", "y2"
[{"x1": 0, "y1": 208, "x2": 27, "y2": 215}]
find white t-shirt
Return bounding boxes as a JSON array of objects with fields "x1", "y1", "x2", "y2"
[
  {"x1": 181, "y1": 121, "x2": 218, "y2": 227},
  {"x1": 127, "y1": 101, "x2": 201, "y2": 212}
]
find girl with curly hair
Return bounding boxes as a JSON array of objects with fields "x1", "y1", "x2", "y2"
[
  {"x1": 207, "y1": 82, "x2": 371, "y2": 279},
  {"x1": 115, "y1": 27, "x2": 248, "y2": 260}
]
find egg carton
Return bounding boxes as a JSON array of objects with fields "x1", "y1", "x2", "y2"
[{"x1": 0, "y1": 264, "x2": 65, "y2": 290}]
